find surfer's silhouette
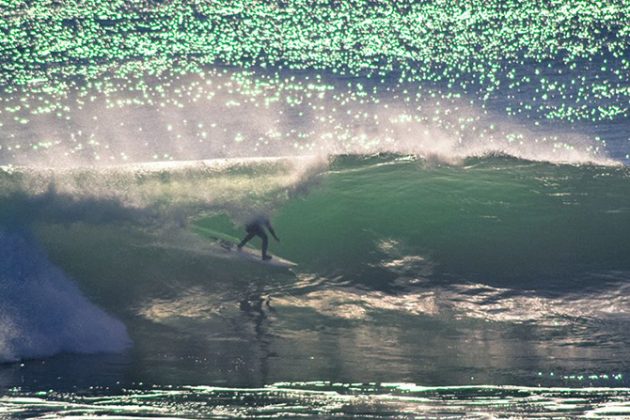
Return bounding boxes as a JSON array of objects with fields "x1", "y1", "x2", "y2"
[{"x1": 237, "y1": 216, "x2": 280, "y2": 260}]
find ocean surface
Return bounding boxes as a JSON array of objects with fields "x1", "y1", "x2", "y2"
[{"x1": 1, "y1": 1, "x2": 629, "y2": 418}]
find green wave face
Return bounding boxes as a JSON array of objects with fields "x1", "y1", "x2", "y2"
[
  {"x1": 196, "y1": 156, "x2": 630, "y2": 288},
  {"x1": 1, "y1": 157, "x2": 630, "y2": 412}
]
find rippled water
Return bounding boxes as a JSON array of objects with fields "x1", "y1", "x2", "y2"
[
  {"x1": 2, "y1": 383, "x2": 630, "y2": 418},
  {"x1": 2, "y1": 1, "x2": 629, "y2": 418}
]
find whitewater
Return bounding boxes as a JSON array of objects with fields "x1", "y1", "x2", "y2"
[{"x1": 1, "y1": 1, "x2": 630, "y2": 417}]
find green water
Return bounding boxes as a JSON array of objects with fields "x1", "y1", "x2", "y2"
[{"x1": 1, "y1": 156, "x2": 629, "y2": 418}]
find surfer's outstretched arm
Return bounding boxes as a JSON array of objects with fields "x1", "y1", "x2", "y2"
[{"x1": 266, "y1": 223, "x2": 280, "y2": 242}]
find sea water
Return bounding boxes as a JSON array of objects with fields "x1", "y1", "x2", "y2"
[{"x1": 1, "y1": 1, "x2": 629, "y2": 417}]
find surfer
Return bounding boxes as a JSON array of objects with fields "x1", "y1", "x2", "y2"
[{"x1": 237, "y1": 216, "x2": 280, "y2": 260}]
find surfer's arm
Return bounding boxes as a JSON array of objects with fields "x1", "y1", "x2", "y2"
[{"x1": 267, "y1": 223, "x2": 280, "y2": 241}]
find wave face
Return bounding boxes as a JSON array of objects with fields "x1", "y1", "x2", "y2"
[
  {"x1": 262, "y1": 155, "x2": 630, "y2": 288},
  {"x1": 0, "y1": 230, "x2": 130, "y2": 363},
  {"x1": 0, "y1": 155, "x2": 628, "y2": 391}
]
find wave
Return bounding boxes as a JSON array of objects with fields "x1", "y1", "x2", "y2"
[
  {"x1": 0, "y1": 154, "x2": 629, "y2": 363},
  {"x1": 2, "y1": 154, "x2": 629, "y2": 275},
  {"x1": 0, "y1": 230, "x2": 130, "y2": 363},
  {"x1": 0, "y1": 156, "x2": 324, "y2": 225},
  {"x1": 0, "y1": 153, "x2": 625, "y2": 226}
]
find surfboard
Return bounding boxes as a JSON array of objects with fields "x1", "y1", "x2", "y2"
[
  {"x1": 193, "y1": 226, "x2": 298, "y2": 268},
  {"x1": 216, "y1": 238, "x2": 297, "y2": 268}
]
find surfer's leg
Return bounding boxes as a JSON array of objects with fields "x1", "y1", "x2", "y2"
[
  {"x1": 238, "y1": 232, "x2": 255, "y2": 249},
  {"x1": 258, "y1": 231, "x2": 270, "y2": 260}
]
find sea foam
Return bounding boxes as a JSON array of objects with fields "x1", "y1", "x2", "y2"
[{"x1": 0, "y1": 230, "x2": 130, "y2": 363}]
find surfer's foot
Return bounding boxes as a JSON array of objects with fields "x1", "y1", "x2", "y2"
[{"x1": 262, "y1": 255, "x2": 272, "y2": 261}]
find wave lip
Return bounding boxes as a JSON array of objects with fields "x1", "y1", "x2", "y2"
[{"x1": 0, "y1": 230, "x2": 131, "y2": 363}]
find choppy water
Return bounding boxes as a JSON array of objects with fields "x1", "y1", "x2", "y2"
[
  {"x1": 3, "y1": 383, "x2": 630, "y2": 418},
  {"x1": 1, "y1": 0, "x2": 629, "y2": 417}
]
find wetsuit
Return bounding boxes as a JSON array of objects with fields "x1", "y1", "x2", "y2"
[{"x1": 237, "y1": 216, "x2": 278, "y2": 259}]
